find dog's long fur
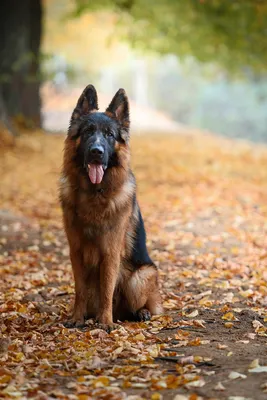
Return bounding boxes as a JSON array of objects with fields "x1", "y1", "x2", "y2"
[{"x1": 60, "y1": 85, "x2": 163, "y2": 330}]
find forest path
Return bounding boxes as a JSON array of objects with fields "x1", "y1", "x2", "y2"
[{"x1": 0, "y1": 133, "x2": 267, "y2": 399}]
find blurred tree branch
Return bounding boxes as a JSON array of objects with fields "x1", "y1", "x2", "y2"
[{"x1": 75, "y1": 0, "x2": 267, "y2": 74}]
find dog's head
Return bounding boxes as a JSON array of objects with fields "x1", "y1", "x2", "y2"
[{"x1": 68, "y1": 85, "x2": 130, "y2": 184}]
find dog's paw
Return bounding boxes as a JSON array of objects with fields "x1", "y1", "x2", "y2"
[
  {"x1": 96, "y1": 322, "x2": 121, "y2": 333},
  {"x1": 137, "y1": 308, "x2": 151, "y2": 322},
  {"x1": 64, "y1": 318, "x2": 85, "y2": 329}
]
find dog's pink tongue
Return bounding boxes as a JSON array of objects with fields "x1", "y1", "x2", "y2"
[{"x1": 88, "y1": 164, "x2": 104, "y2": 184}]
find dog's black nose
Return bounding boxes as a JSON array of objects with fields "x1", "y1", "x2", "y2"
[{"x1": 90, "y1": 145, "x2": 104, "y2": 156}]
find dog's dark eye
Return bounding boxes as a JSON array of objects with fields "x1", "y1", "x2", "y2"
[
  {"x1": 105, "y1": 129, "x2": 114, "y2": 138},
  {"x1": 87, "y1": 124, "x2": 96, "y2": 134}
]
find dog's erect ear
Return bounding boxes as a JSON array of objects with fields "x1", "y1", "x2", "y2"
[
  {"x1": 106, "y1": 88, "x2": 130, "y2": 142},
  {"x1": 68, "y1": 85, "x2": 98, "y2": 137},
  {"x1": 72, "y1": 84, "x2": 98, "y2": 119}
]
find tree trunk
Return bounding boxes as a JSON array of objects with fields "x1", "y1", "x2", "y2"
[
  {"x1": 0, "y1": 0, "x2": 42, "y2": 133},
  {"x1": 0, "y1": 87, "x2": 17, "y2": 145}
]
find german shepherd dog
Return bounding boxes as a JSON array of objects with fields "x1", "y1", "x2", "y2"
[{"x1": 60, "y1": 85, "x2": 163, "y2": 331}]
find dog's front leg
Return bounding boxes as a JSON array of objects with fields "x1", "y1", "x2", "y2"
[
  {"x1": 97, "y1": 251, "x2": 120, "y2": 331},
  {"x1": 65, "y1": 248, "x2": 88, "y2": 328},
  {"x1": 97, "y1": 221, "x2": 127, "y2": 332},
  {"x1": 63, "y1": 212, "x2": 88, "y2": 329}
]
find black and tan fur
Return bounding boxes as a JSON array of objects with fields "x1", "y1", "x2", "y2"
[{"x1": 60, "y1": 85, "x2": 163, "y2": 331}]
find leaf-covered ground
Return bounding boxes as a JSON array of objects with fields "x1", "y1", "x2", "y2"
[{"x1": 0, "y1": 132, "x2": 267, "y2": 400}]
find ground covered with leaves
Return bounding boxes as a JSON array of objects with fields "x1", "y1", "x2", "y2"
[{"x1": 0, "y1": 132, "x2": 267, "y2": 400}]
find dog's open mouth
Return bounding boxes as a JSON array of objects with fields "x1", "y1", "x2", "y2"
[{"x1": 88, "y1": 164, "x2": 106, "y2": 184}]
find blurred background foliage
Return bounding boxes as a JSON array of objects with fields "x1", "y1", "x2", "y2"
[
  {"x1": 75, "y1": 0, "x2": 267, "y2": 74},
  {"x1": 1, "y1": 0, "x2": 267, "y2": 142}
]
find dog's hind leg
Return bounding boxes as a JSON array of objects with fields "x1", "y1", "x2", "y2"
[{"x1": 122, "y1": 265, "x2": 163, "y2": 321}]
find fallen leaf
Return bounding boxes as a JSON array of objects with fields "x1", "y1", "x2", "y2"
[
  {"x1": 249, "y1": 366, "x2": 267, "y2": 373},
  {"x1": 151, "y1": 393, "x2": 162, "y2": 400},
  {"x1": 214, "y1": 382, "x2": 225, "y2": 391},
  {"x1": 252, "y1": 320, "x2": 263, "y2": 330},
  {"x1": 222, "y1": 312, "x2": 237, "y2": 321},
  {"x1": 194, "y1": 290, "x2": 212, "y2": 300},
  {"x1": 246, "y1": 333, "x2": 256, "y2": 340},
  {"x1": 185, "y1": 310, "x2": 199, "y2": 318},
  {"x1": 87, "y1": 356, "x2": 107, "y2": 370},
  {"x1": 2, "y1": 385, "x2": 22, "y2": 397},
  {"x1": 193, "y1": 319, "x2": 206, "y2": 328},
  {"x1": 228, "y1": 371, "x2": 247, "y2": 380},
  {"x1": 0, "y1": 338, "x2": 11, "y2": 355},
  {"x1": 217, "y1": 343, "x2": 228, "y2": 349},
  {"x1": 134, "y1": 333, "x2": 145, "y2": 341},
  {"x1": 180, "y1": 355, "x2": 194, "y2": 364},
  {"x1": 185, "y1": 378, "x2": 205, "y2": 388},
  {"x1": 249, "y1": 359, "x2": 260, "y2": 369},
  {"x1": 228, "y1": 397, "x2": 253, "y2": 400}
]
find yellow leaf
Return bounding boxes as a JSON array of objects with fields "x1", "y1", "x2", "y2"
[
  {"x1": 14, "y1": 352, "x2": 24, "y2": 362},
  {"x1": 249, "y1": 359, "x2": 260, "y2": 369},
  {"x1": 222, "y1": 312, "x2": 237, "y2": 321},
  {"x1": 151, "y1": 392, "x2": 163, "y2": 400},
  {"x1": 18, "y1": 305, "x2": 27, "y2": 313},
  {"x1": 239, "y1": 289, "x2": 254, "y2": 298},
  {"x1": 198, "y1": 297, "x2": 214, "y2": 307},
  {"x1": 0, "y1": 375, "x2": 12, "y2": 384},
  {"x1": 93, "y1": 376, "x2": 109, "y2": 388},
  {"x1": 135, "y1": 333, "x2": 145, "y2": 341},
  {"x1": 78, "y1": 395, "x2": 90, "y2": 400},
  {"x1": 2, "y1": 386, "x2": 22, "y2": 397}
]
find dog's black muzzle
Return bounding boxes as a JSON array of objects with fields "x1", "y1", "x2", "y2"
[{"x1": 89, "y1": 144, "x2": 104, "y2": 162}]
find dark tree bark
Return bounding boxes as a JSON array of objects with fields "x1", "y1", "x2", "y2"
[
  {"x1": 0, "y1": 0, "x2": 42, "y2": 133},
  {"x1": 0, "y1": 87, "x2": 17, "y2": 145}
]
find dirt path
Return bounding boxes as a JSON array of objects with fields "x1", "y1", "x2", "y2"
[
  {"x1": 41, "y1": 84, "x2": 181, "y2": 133},
  {"x1": 0, "y1": 133, "x2": 267, "y2": 400}
]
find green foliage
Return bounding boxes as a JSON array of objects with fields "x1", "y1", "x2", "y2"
[{"x1": 75, "y1": 0, "x2": 267, "y2": 73}]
